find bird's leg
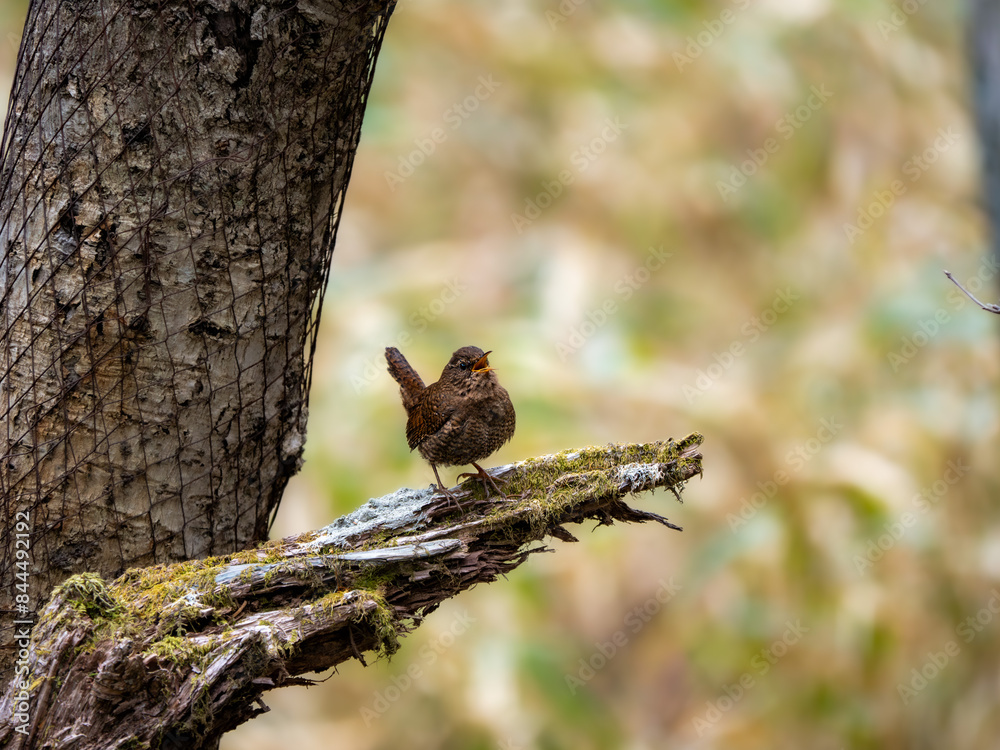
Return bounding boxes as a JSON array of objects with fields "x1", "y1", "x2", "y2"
[
  {"x1": 457, "y1": 462, "x2": 508, "y2": 499},
  {"x1": 431, "y1": 463, "x2": 463, "y2": 510}
]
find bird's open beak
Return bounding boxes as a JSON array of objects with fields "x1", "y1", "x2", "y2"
[{"x1": 472, "y1": 351, "x2": 493, "y2": 373}]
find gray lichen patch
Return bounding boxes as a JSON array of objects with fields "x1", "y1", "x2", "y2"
[
  {"x1": 617, "y1": 462, "x2": 672, "y2": 494},
  {"x1": 303, "y1": 487, "x2": 436, "y2": 550}
]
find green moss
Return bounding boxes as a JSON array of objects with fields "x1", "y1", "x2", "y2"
[
  {"x1": 352, "y1": 590, "x2": 400, "y2": 658},
  {"x1": 107, "y1": 556, "x2": 245, "y2": 636},
  {"x1": 314, "y1": 590, "x2": 349, "y2": 612},
  {"x1": 143, "y1": 635, "x2": 214, "y2": 668},
  {"x1": 478, "y1": 436, "x2": 702, "y2": 536},
  {"x1": 54, "y1": 572, "x2": 122, "y2": 620},
  {"x1": 350, "y1": 566, "x2": 397, "y2": 593},
  {"x1": 66, "y1": 554, "x2": 246, "y2": 654},
  {"x1": 228, "y1": 541, "x2": 285, "y2": 566}
]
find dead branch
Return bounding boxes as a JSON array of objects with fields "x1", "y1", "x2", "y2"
[
  {"x1": 0, "y1": 435, "x2": 702, "y2": 750},
  {"x1": 944, "y1": 269, "x2": 1000, "y2": 313}
]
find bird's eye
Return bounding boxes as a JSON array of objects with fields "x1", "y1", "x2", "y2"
[{"x1": 459, "y1": 361, "x2": 468, "y2": 370}]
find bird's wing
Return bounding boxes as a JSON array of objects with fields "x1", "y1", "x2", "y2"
[{"x1": 405, "y1": 385, "x2": 455, "y2": 450}]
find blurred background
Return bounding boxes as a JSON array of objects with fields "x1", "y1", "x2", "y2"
[{"x1": 3, "y1": 0, "x2": 998, "y2": 748}]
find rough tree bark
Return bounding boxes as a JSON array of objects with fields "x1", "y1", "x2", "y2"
[
  {"x1": 0, "y1": 0, "x2": 396, "y2": 678},
  {"x1": 0, "y1": 436, "x2": 702, "y2": 749}
]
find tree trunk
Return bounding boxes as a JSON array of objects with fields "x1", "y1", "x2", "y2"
[
  {"x1": 971, "y1": 0, "x2": 1000, "y2": 277},
  {"x1": 0, "y1": 0, "x2": 396, "y2": 678},
  {"x1": 0, "y1": 437, "x2": 702, "y2": 749}
]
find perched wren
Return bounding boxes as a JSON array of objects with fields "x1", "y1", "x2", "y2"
[{"x1": 385, "y1": 346, "x2": 516, "y2": 500}]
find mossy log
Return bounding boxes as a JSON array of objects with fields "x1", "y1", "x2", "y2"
[{"x1": 0, "y1": 435, "x2": 702, "y2": 750}]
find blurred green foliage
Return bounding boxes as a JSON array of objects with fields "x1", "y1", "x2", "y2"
[{"x1": 2, "y1": 0, "x2": 997, "y2": 748}]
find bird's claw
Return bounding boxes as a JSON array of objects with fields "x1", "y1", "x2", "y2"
[
  {"x1": 432, "y1": 483, "x2": 465, "y2": 511},
  {"x1": 457, "y1": 462, "x2": 509, "y2": 500}
]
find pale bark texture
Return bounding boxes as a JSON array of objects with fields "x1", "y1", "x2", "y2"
[
  {"x1": 0, "y1": 437, "x2": 702, "y2": 750},
  {"x1": 0, "y1": 0, "x2": 396, "y2": 677}
]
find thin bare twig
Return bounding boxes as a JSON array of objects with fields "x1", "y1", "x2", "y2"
[{"x1": 944, "y1": 270, "x2": 1000, "y2": 313}]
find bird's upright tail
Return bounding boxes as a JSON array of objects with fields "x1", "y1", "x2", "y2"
[{"x1": 385, "y1": 347, "x2": 426, "y2": 412}]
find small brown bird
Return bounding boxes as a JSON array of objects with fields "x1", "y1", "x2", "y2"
[{"x1": 385, "y1": 345, "x2": 516, "y2": 500}]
